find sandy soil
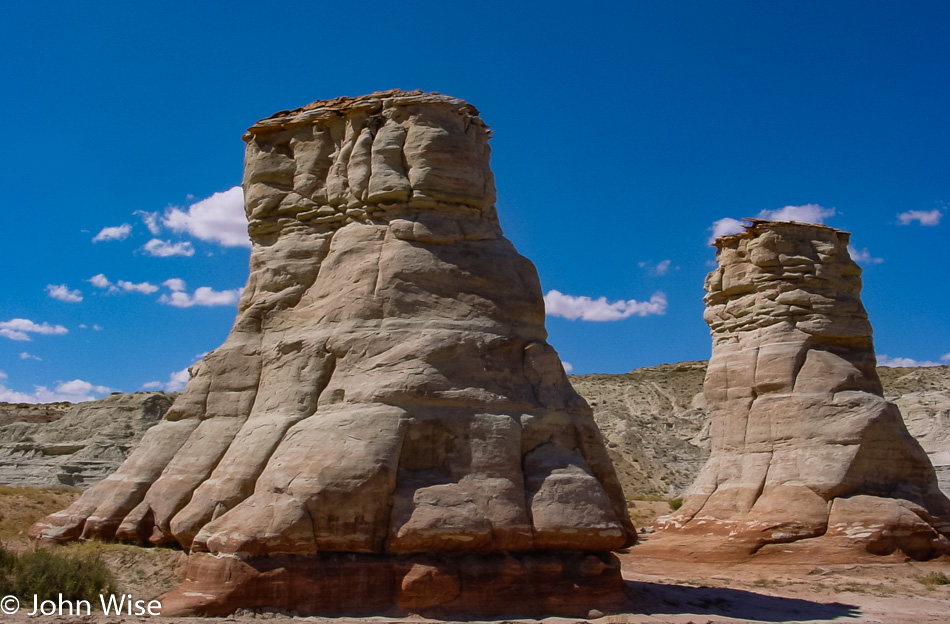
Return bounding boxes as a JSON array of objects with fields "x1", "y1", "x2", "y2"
[{"x1": 2, "y1": 548, "x2": 947, "y2": 624}]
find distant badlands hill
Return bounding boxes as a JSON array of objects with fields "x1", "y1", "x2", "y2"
[{"x1": 0, "y1": 363, "x2": 947, "y2": 499}]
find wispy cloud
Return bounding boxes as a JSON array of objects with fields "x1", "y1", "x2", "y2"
[
  {"x1": 89, "y1": 274, "x2": 159, "y2": 294},
  {"x1": 638, "y1": 259, "x2": 673, "y2": 276},
  {"x1": 164, "y1": 186, "x2": 249, "y2": 248},
  {"x1": 847, "y1": 245, "x2": 884, "y2": 265},
  {"x1": 45, "y1": 284, "x2": 83, "y2": 303},
  {"x1": 561, "y1": 361, "x2": 574, "y2": 373},
  {"x1": 19, "y1": 352, "x2": 42, "y2": 361},
  {"x1": 117, "y1": 280, "x2": 159, "y2": 294},
  {"x1": 0, "y1": 318, "x2": 68, "y2": 342},
  {"x1": 544, "y1": 290, "x2": 667, "y2": 321},
  {"x1": 0, "y1": 371, "x2": 111, "y2": 403},
  {"x1": 92, "y1": 223, "x2": 132, "y2": 243},
  {"x1": 134, "y1": 210, "x2": 162, "y2": 235},
  {"x1": 897, "y1": 209, "x2": 942, "y2": 226},
  {"x1": 142, "y1": 238, "x2": 195, "y2": 258},
  {"x1": 159, "y1": 283, "x2": 242, "y2": 308},
  {"x1": 878, "y1": 354, "x2": 945, "y2": 367}
]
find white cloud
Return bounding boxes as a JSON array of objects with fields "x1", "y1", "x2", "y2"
[
  {"x1": 92, "y1": 223, "x2": 132, "y2": 243},
  {"x1": 847, "y1": 245, "x2": 884, "y2": 265},
  {"x1": 163, "y1": 278, "x2": 187, "y2": 292},
  {"x1": 88, "y1": 273, "x2": 113, "y2": 289},
  {"x1": 45, "y1": 284, "x2": 83, "y2": 303},
  {"x1": 544, "y1": 290, "x2": 667, "y2": 321},
  {"x1": 89, "y1": 274, "x2": 158, "y2": 294},
  {"x1": 134, "y1": 210, "x2": 163, "y2": 235},
  {"x1": 941, "y1": 353, "x2": 950, "y2": 363},
  {"x1": 708, "y1": 218, "x2": 747, "y2": 244},
  {"x1": 143, "y1": 364, "x2": 193, "y2": 392},
  {"x1": 639, "y1": 259, "x2": 673, "y2": 276},
  {"x1": 709, "y1": 205, "x2": 836, "y2": 245},
  {"x1": 878, "y1": 354, "x2": 944, "y2": 368},
  {"x1": 562, "y1": 361, "x2": 574, "y2": 373},
  {"x1": 117, "y1": 280, "x2": 159, "y2": 294},
  {"x1": 897, "y1": 209, "x2": 942, "y2": 226},
  {"x1": 0, "y1": 318, "x2": 69, "y2": 342},
  {"x1": 163, "y1": 186, "x2": 249, "y2": 248},
  {"x1": 142, "y1": 238, "x2": 195, "y2": 257},
  {"x1": 0, "y1": 373, "x2": 111, "y2": 404},
  {"x1": 757, "y1": 204, "x2": 836, "y2": 224},
  {"x1": 164, "y1": 367, "x2": 191, "y2": 391},
  {"x1": 20, "y1": 352, "x2": 42, "y2": 361},
  {"x1": 159, "y1": 286, "x2": 242, "y2": 308}
]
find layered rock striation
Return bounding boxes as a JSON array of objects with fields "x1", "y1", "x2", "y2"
[
  {"x1": 659, "y1": 219, "x2": 950, "y2": 559},
  {"x1": 31, "y1": 90, "x2": 635, "y2": 616}
]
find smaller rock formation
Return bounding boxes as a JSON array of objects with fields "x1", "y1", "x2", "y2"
[
  {"x1": 657, "y1": 219, "x2": 950, "y2": 560},
  {"x1": 0, "y1": 393, "x2": 174, "y2": 487}
]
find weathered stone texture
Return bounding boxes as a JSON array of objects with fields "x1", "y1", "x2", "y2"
[
  {"x1": 31, "y1": 90, "x2": 633, "y2": 616},
  {"x1": 660, "y1": 219, "x2": 950, "y2": 559}
]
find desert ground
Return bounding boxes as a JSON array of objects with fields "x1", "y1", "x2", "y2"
[{"x1": 1, "y1": 489, "x2": 948, "y2": 624}]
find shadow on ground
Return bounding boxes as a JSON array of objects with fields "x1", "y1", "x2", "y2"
[{"x1": 624, "y1": 580, "x2": 860, "y2": 622}]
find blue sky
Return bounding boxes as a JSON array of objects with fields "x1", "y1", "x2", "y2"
[{"x1": 1, "y1": 1, "x2": 948, "y2": 402}]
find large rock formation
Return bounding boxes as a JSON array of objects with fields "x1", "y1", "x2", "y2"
[
  {"x1": 0, "y1": 393, "x2": 174, "y2": 487},
  {"x1": 31, "y1": 90, "x2": 635, "y2": 617},
  {"x1": 656, "y1": 219, "x2": 950, "y2": 560}
]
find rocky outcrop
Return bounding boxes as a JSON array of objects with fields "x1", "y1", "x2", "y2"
[
  {"x1": 31, "y1": 90, "x2": 634, "y2": 617},
  {"x1": 0, "y1": 393, "x2": 174, "y2": 487},
  {"x1": 656, "y1": 219, "x2": 950, "y2": 560},
  {"x1": 0, "y1": 401, "x2": 71, "y2": 427}
]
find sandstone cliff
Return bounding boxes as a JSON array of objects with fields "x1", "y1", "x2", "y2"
[
  {"x1": 653, "y1": 219, "x2": 950, "y2": 560},
  {"x1": 31, "y1": 90, "x2": 633, "y2": 617}
]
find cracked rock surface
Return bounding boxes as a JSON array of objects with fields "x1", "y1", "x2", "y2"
[
  {"x1": 658, "y1": 220, "x2": 950, "y2": 559},
  {"x1": 31, "y1": 90, "x2": 633, "y2": 616}
]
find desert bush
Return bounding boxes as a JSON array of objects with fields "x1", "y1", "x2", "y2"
[
  {"x1": 668, "y1": 498, "x2": 683, "y2": 511},
  {"x1": 0, "y1": 544, "x2": 116, "y2": 602},
  {"x1": 918, "y1": 572, "x2": 950, "y2": 589}
]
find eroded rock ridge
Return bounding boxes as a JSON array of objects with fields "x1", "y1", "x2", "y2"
[
  {"x1": 31, "y1": 90, "x2": 634, "y2": 616},
  {"x1": 661, "y1": 219, "x2": 950, "y2": 559}
]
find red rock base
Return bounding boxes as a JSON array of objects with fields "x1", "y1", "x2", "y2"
[{"x1": 158, "y1": 551, "x2": 629, "y2": 617}]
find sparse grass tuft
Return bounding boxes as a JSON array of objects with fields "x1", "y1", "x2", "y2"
[{"x1": 918, "y1": 572, "x2": 950, "y2": 590}]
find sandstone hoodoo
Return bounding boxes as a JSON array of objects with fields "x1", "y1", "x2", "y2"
[
  {"x1": 31, "y1": 90, "x2": 635, "y2": 616},
  {"x1": 659, "y1": 219, "x2": 950, "y2": 559}
]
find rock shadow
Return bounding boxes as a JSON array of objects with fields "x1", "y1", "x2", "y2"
[{"x1": 624, "y1": 579, "x2": 860, "y2": 622}]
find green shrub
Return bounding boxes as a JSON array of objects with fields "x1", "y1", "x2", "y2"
[
  {"x1": 0, "y1": 544, "x2": 116, "y2": 603},
  {"x1": 668, "y1": 498, "x2": 683, "y2": 511}
]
